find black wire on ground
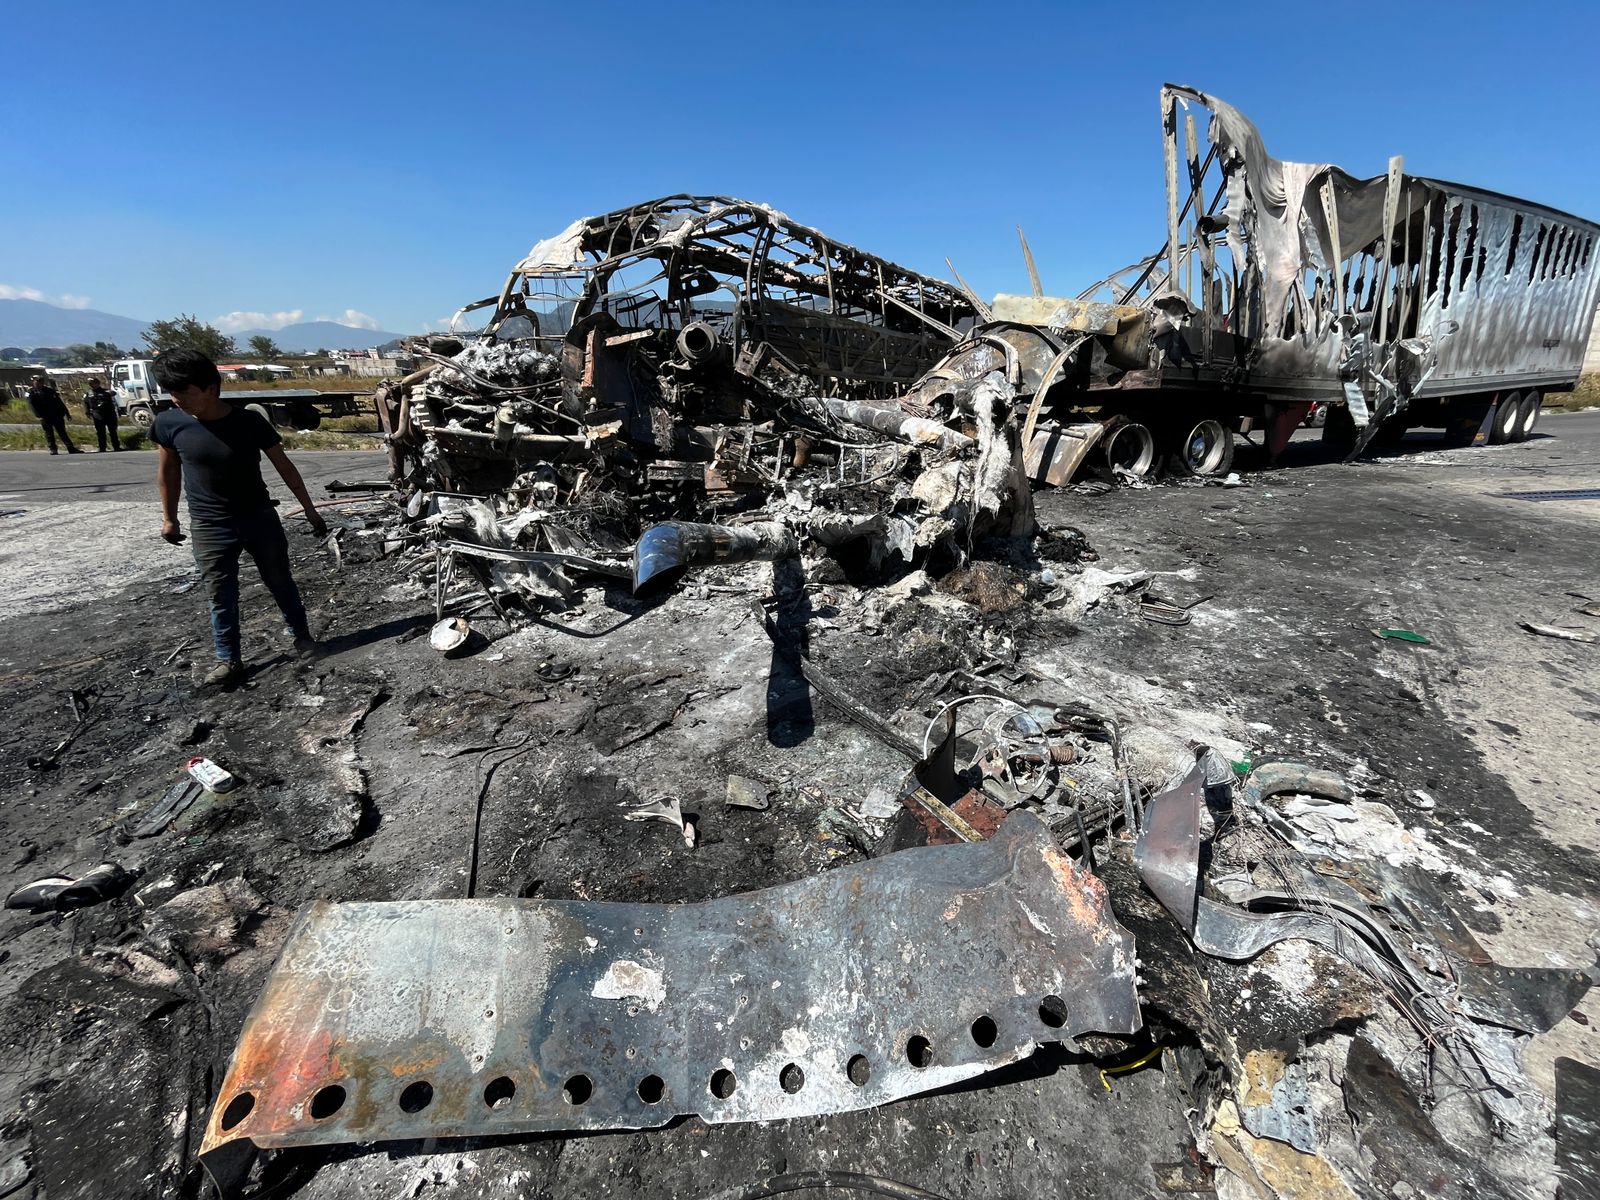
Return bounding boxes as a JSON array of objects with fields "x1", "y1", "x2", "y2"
[
  {"x1": 701, "y1": 1170, "x2": 954, "y2": 1200},
  {"x1": 464, "y1": 730, "x2": 536, "y2": 898}
]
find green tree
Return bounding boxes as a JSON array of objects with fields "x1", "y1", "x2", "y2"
[
  {"x1": 248, "y1": 334, "x2": 282, "y2": 359},
  {"x1": 141, "y1": 314, "x2": 236, "y2": 360}
]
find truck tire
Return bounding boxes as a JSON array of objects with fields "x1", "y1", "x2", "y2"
[
  {"x1": 1166, "y1": 418, "x2": 1234, "y2": 477},
  {"x1": 1489, "y1": 392, "x2": 1521, "y2": 445},
  {"x1": 245, "y1": 403, "x2": 274, "y2": 427},
  {"x1": 290, "y1": 403, "x2": 323, "y2": 431},
  {"x1": 1514, "y1": 390, "x2": 1542, "y2": 441},
  {"x1": 130, "y1": 406, "x2": 154, "y2": 429}
]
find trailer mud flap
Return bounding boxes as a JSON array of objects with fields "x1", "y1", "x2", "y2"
[{"x1": 1024, "y1": 422, "x2": 1106, "y2": 486}]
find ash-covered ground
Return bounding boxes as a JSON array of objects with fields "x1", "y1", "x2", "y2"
[{"x1": 1, "y1": 417, "x2": 1597, "y2": 1200}]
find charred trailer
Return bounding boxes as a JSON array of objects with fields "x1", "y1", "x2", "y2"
[{"x1": 909, "y1": 86, "x2": 1600, "y2": 484}]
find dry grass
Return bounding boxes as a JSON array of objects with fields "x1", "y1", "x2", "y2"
[
  {"x1": 319, "y1": 412, "x2": 381, "y2": 433},
  {"x1": 1547, "y1": 375, "x2": 1600, "y2": 411}
]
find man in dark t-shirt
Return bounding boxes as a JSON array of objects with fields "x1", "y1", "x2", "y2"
[{"x1": 150, "y1": 349, "x2": 329, "y2": 686}]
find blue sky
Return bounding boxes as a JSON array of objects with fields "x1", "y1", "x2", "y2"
[{"x1": 3, "y1": 0, "x2": 1595, "y2": 335}]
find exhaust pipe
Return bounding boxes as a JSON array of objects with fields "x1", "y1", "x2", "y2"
[
  {"x1": 632, "y1": 521, "x2": 797, "y2": 596},
  {"x1": 676, "y1": 321, "x2": 720, "y2": 364}
]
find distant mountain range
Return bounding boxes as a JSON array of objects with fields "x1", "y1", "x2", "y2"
[
  {"x1": 0, "y1": 299, "x2": 150, "y2": 349},
  {"x1": 0, "y1": 298, "x2": 408, "y2": 355},
  {"x1": 225, "y1": 321, "x2": 410, "y2": 352}
]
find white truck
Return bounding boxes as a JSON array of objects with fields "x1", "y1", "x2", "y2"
[{"x1": 108, "y1": 358, "x2": 365, "y2": 430}]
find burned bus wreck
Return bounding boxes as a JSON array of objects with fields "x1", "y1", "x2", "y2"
[
  {"x1": 912, "y1": 85, "x2": 1600, "y2": 484},
  {"x1": 375, "y1": 196, "x2": 1031, "y2": 606}
]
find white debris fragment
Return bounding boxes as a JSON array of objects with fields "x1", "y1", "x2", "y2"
[
  {"x1": 591, "y1": 959, "x2": 666, "y2": 1011},
  {"x1": 622, "y1": 796, "x2": 697, "y2": 847}
]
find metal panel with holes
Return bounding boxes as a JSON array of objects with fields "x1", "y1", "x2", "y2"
[{"x1": 199, "y1": 811, "x2": 1140, "y2": 1194}]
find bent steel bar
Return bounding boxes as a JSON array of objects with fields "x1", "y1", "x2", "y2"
[{"x1": 200, "y1": 812, "x2": 1139, "y2": 1194}]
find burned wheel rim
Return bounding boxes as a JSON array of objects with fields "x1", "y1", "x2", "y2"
[
  {"x1": 1102, "y1": 422, "x2": 1155, "y2": 478},
  {"x1": 1178, "y1": 420, "x2": 1229, "y2": 475}
]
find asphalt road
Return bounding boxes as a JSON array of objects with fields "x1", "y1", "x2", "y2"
[{"x1": 0, "y1": 447, "x2": 385, "y2": 505}]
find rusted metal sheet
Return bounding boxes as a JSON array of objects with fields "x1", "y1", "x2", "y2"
[{"x1": 200, "y1": 811, "x2": 1140, "y2": 1194}]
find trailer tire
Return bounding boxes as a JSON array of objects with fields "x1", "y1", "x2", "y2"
[
  {"x1": 290, "y1": 403, "x2": 322, "y2": 431},
  {"x1": 1514, "y1": 391, "x2": 1541, "y2": 441},
  {"x1": 1166, "y1": 418, "x2": 1234, "y2": 477},
  {"x1": 245, "y1": 403, "x2": 274, "y2": 427},
  {"x1": 1489, "y1": 392, "x2": 1521, "y2": 445},
  {"x1": 1101, "y1": 421, "x2": 1156, "y2": 480}
]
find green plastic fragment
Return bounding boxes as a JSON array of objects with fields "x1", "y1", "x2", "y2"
[
  {"x1": 1374, "y1": 628, "x2": 1430, "y2": 644},
  {"x1": 1231, "y1": 760, "x2": 1251, "y2": 778}
]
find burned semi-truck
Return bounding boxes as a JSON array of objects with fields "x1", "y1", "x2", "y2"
[{"x1": 904, "y1": 85, "x2": 1600, "y2": 484}]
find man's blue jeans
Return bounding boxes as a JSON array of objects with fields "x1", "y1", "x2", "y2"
[{"x1": 190, "y1": 508, "x2": 311, "y2": 662}]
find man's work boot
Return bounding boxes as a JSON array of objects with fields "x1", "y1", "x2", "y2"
[
  {"x1": 203, "y1": 660, "x2": 243, "y2": 687},
  {"x1": 293, "y1": 635, "x2": 321, "y2": 661}
]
